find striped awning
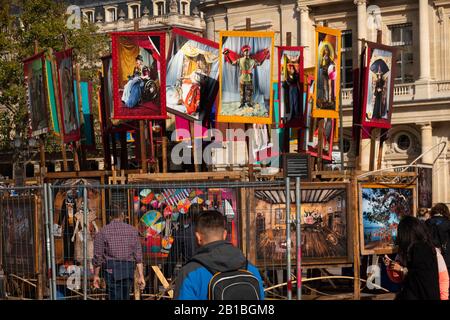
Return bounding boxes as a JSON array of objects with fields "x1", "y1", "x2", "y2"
[{"x1": 254, "y1": 188, "x2": 345, "y2": 204}]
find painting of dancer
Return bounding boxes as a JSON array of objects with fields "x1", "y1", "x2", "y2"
[{"x1": 217, "y1": 31, "x2": 274, "y2": 124}]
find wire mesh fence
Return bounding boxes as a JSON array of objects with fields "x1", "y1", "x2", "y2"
[{"x1": 0, "y1": 179, "x2": 359, "y2": 300}]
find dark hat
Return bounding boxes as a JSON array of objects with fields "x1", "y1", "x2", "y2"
[{"x1": 136, "y1": 54, "x2": 144, "y2": 62}]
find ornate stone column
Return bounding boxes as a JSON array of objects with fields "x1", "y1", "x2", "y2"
[
  {"x1": 354, "y1": 0, "x2": 367, "y2": 56},
  {"x1": 297, "y1": 4, "x2": 310, "y2": 66},
  {"x1": 419, "y1": 122, "x2": 433, "y2": 164},
  {"x1": 419, "y1": 0, "x2": 431, "y2": 81}
]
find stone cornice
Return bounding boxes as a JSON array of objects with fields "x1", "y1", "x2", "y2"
[{"x1": 353, "y1": 0, "x2": 367, "y2": 5}]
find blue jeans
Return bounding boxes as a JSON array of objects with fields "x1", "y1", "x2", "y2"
[{"x1": 105, "y1": 271, "x2": 132, "y2": 300}]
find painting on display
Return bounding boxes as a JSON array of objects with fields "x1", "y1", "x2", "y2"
[
  {"x1": 360, "y1": 184, "x2": 415, "y2": 255},
  {"x1": 111, "y1": 32, "x2": 166, "y2": 120},
  {"x1": 306, "y1": 118, "x2": 335, "y2": 161},
  {"x1": 132, "y1": 187, "x2": 239, "y2": 259},
  {"x1": 418, "y1": 167, "x2": 433, "y2": 209},
  {"x1": 45, "y1": 59, "x2": 60, "y2": 135},
  {"x1": 313, "y1": 27, "x2": 341, "y2": 119},
  {"x1": 74, "y1": 80, "x2": 96, "y2": 150},
  {"x1": 278, "y1": 46, "x2": 304, "y2": 128},
  {"x1": 23, "y1": 52, "x2": 49, "y2": 136},
  {"x1": 166, "y1": 28, "x2": 219, "y2": 122},
  {"x1": 101, "y1": 56, "x2": 115, "y2": 127},
  {"x1": 217, "y1": 31, "x2": 274, "y2": 124},
  {"x1": 1, "y1": 196, "x2": 38, "y2": 276},
  {"x1": 54, "y1": 48, "x2": 81, "y2": 143},
  {"x1": 254, "y1": 184, "x2": 350, "y2": 265},
  {"x1": 361, "y1": 42, "x2": 396, "y2": 129}
]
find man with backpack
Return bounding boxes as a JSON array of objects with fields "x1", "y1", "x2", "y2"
[{"x1": 174, "y1": 210, "x2": 264, "y2": 300}]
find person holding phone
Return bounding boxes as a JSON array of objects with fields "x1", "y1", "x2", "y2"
[{"x1": 384, "y1": 216, "x2": 442, "y2": 300}]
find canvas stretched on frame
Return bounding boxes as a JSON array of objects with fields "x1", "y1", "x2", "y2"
[
  {"x1": 217, "y1": 31, "x2": 275, "y2": 125},
  {"x1": 54, "y1": 48, "x2": 81, "y2": 143},
  {"x1": 166, "y1": 28, "x2": 220, "y2": 122},
  {"x1": 359, "y1": 183, "x2": 416, "y2": 255},
  {"x1": 361, "y1": 41, "x2": 396, "y2": 129},
  {"x1": 23, "y1": 52, "x2": 49, "y2": 137},
  {"x1": 111, "y1": 32, "x2": 167, "y2": 120},
  {"x1": 312, "y1": 26, "x2": 341, "y2": 119}
]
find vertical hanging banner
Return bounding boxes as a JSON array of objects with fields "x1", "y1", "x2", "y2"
[
  {"x1": 101, "y1": 55, "x2": 114, "y2": 126},
  {"x1": 74, "y1": 80, "x2": 96, "y2": 150},
  {"x1": 361, "y1": 41, "x2": 396, "y2": 129},
  {"x1": 111, "y1": 32, "x2": 166, "y2": 120},
  {"x1": 312, "y1": 27, "x2": 341, "y2": 119},
  {"x1": 23, "y1": 52, "x2": 49, "y2": 136},
  {"x1": 217, "y1": 31, "x2": 274, "y2": 124},
  {"x1": 278, "y1": 46, "x2": 304, "y2": 128},
  {"x1": 54, "y1": 48, "x2": 81, "y2": 143},
  {"x1": 45, "y1": 59, "x2": 60, "y2": 135},
  {"x1": 166, "y1": 28, "x2": 220, "y2": 122}
]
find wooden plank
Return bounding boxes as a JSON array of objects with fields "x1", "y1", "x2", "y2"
[
  {"x1": 351, "y1": 172, "x2": 361, "y2": 300},
  {"x1": 162, "y1": 136, "x2": 168, "y2": 173},
  {"x1": 45, "y1": 170, "x2": 106, "y2": 179},
  {"x1": 151, "y1": 265, "x2": 174, "y2": 299},
  {"x1": 128, "y1": 171, "x2": 243, "y2": 183}
]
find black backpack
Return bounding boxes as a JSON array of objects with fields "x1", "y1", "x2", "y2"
[
  {"x1": 428, "y1": 218, "x2": 449, "y2": 255},
  {"x1": 191, "y1": 258, "x2": 262, "y2": 300}
]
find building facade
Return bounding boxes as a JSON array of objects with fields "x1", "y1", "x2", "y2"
[{"x1": 199, "y1": 0, "x2": 450, "y2": 205}]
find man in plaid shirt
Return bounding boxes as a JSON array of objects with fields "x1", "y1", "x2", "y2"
[{"x1": 93, "y1": 203, "x2": 145, "y2": 300}]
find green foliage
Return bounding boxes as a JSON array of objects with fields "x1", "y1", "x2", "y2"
[{"x1": 0, "y1": 0, "x2": 108, "y2": 152}]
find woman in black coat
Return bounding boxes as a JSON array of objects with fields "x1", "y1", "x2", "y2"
[{"x1": 387, "y1": 216, "x2": 440, "y2": 300}]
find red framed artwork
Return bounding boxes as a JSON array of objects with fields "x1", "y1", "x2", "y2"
[
  {"x1": 54, "y1": 48, "x2": 81, "y2": 143},
  {"x1": 166, "y1": 28, "x2": 219, "y2": 122},
  {"x1": 111, "y1": 32, "x2": 167, "y2": 120},
  {"x1": 277, "y1": 46, "x2": 304, "y2": 128},
  {"x1": 361, "y1": 41, "x2": 397, "y2": 129},
  {"x1": 23, "y1": 52, "x2": 49, "y2": 137},
  {"x1": 307, "y1": 118, "x2": 335, "y2": 161}
]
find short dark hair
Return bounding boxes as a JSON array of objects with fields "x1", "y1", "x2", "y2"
[
  {"x1": 396, "y1": 216, "x2": 435, "y2": 261},
  {"x1": 430, "y1": 203, "x2": 450, "y2": 219},
  {"x1": 109, "y1": 202, "x2": 125, "y2": 219},
  {"x1": 195, "y1": 210, "x2": 225, "y2": 235}
]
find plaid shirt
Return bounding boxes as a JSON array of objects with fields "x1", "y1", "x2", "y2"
[{"x1": 93, "y1": 220, "x2": 143, "y2": 267}]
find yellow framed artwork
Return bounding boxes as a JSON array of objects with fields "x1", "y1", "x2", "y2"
[
  {"x1": 217, "y1": 31, "x2": 275, "y2": 124},
  {"x1": 312, "y1": 26, "x2": 341, "y2": 119}
]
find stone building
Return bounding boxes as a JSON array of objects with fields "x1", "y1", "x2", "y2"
[{"x1": 199, "y1": 0, "x2": 450, "y2": 205}]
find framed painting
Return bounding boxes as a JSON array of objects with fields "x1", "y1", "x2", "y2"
[
  {"x1": 166, "y1": 28, "x2": 219, "y2": 122},
  {"x1": 111, "y1": 32, "x2": 166, "y2": 120},
  {"x1": 418, "y1": 167, "x2": 433, "y2": 209},
  {"x1": 101, "y1": 55, "x2": 114, "y2": 127},
  {"x1": 306, "y1": 118, "x2": 335, "y2": 161},
  {"x1": 45, "y1": 58, "x2": 60, "y2": 135},
  {"x1": 278, "y1": 46, "x2": 304, "y2": 128},
  {"x1": 1, "y1": 196, "x2": 38, "y2": 276},
  {"x1": 54, "y1": 48, "x2": 81, "y2": 143},
  {"x1": 359, "y1": 184, "x2": 416, "y2": 255},
  {"x1": 217, "y1": 31, "x2": 275, "y2": 124},
  {"x1": 312, "y1": 27, "x2": 341, "y2": 119},
  {"x1": 74, "y1": 80, "x2": 96, "y2": 150},
  {"x1": 23, "y1": 52, "x2": 49, "y2": 136},
  {"x1": 254, "y1": 182, "x2": 352, "y2": 266},
  {"x1": 361, "y1": 41, "x2": 396, "y2": 129}
]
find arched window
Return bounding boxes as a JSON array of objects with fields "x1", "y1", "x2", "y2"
[
  {"x1": 128, "y1": 3, "x2": 141, "y2": 19},
  {"x1": 154, "y1": 1, "x2": 165, "y2": 16},
  {"x1": 83, "y1": 9, "x2": 95, "y2": 23},
  {"x1": 104, "y1": 6, "x2": 117, "y2": 22}
]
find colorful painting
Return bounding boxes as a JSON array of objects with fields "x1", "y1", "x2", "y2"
[
  {"x1": 111, "y1": 32, "x2": 166, "y2": 120},
  {"x1": 278, "y1": 46, "x2": 304, "y2": 128},
  {"x1": 45, "y1": 59, "x2": 60, "y2": 135},
  {"x1": 23, "y1": 52, "x2": 49, "y2": 136},
  {"x1": 166, "y1": 28, "x2": 219, "y2": 122},
  {"x1": 132, "y1": 187, "x2": 239, "y2": 258},
  {"x1": 360, "y1": 184, "x2": 415, "y2": 255},
  {"x1": 217, "y1": 31, "x2": 274, "y2": 124},
  {"x1": 361, "y1": 42, "x2": 396, "y2": 129},
  {"x1": 1, "y1": 196, "x2": 37, "y2": 276},
  {"x1": 254, "y1": 184, "x2": 350, "y2": 265},
  {"x1": 54, "y1": 48, "x2": 81, "y2": 143},
  {"x1": 74, "y1": 80, "x2": 96, "y2": 150},
  {"x1": 313, "y1": 27, "x2": 341, "y2": 119}
]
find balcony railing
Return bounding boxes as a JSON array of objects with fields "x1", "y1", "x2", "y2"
[{"x1": 341, "y1": 80, "x2": 450, "y2": 106}]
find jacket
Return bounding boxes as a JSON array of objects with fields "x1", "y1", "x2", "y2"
[
  {"x1": 174, "y1": 240, "x2": 265, "y2": 300},
  {"x1": 426, "y1": 215, "x2": 450, "y2": 269}
]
